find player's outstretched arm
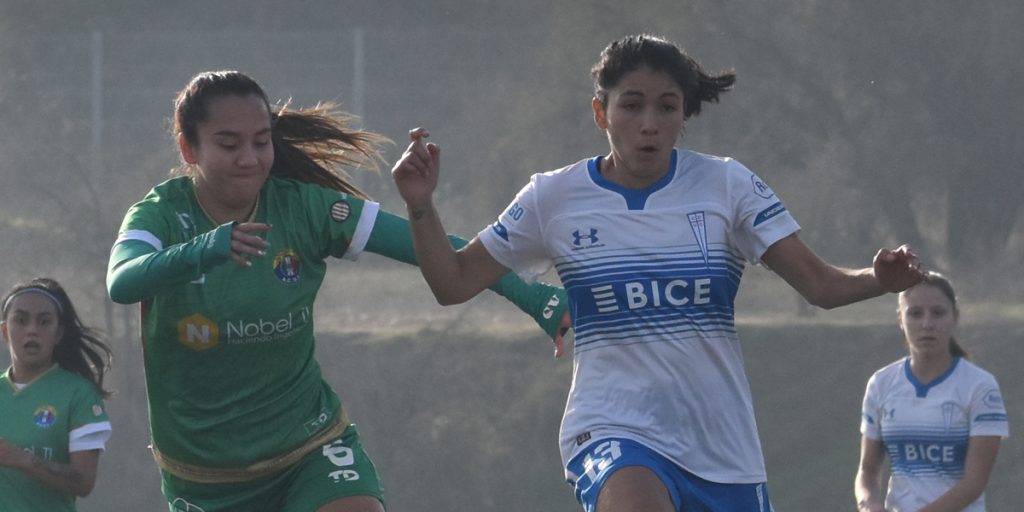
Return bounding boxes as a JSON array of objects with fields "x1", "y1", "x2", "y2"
[
  {"x1": 762, "y1": 234, "x2": 925, "y2": 309},
  {"x1": 391, "y1": 127, "x2": 506, "y2": 304}
]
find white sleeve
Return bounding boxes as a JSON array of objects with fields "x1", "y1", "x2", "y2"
[
  {"x1": 968, "y1": 373, "x2": 1009, "y2": 438},
  {"x1": 477, "y1": 176, "x2": 552, "y2": 283},
  {"x1": 860, "y1": 373, "x2": 883, "y2": 440},
  {"x1": 69, "y1": 421, "x2": 112, "y2": 452},
  {"x1": 725, "y1": 159, "x2": 801, "y2": 264}
]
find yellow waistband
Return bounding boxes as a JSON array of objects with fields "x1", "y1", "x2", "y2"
[{"x1": 152, "y1": 409, "x2": 349, "y2": 484}]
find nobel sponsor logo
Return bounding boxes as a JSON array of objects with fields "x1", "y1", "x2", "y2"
[
  {"x1": 177, "y1": 308, "x2": 310, "y2": 350},
  {"x1": 178, "y1": 314, "x2": 220, "y2": 351}
]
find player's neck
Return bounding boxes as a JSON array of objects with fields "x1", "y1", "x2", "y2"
[
  {"x1": 194, "y1": 185, "x2": 260, "y2": 225},
  {"x1": 908, "y1": 352, "x2": 954, "y2": 384}
]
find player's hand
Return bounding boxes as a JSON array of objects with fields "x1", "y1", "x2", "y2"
[
  {"x1": 231, "y1": 222, "x2": 272, "y2": 268},
  {"x1": 552, "y1": 312, "x2": 572, "y2": 358},
  {"x1": 0, "y1": 438, "x2": 30, "y2": 470},
  {"x1": 873, "y1": 244, "x2": 925, "y2": 293},
  {"x1": 391, "y1": 127, "x2": 441, "y2": 211}
]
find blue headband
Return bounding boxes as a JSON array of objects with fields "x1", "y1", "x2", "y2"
[{"x1": 2, "y1": 288, "x2": 64, "y2": 317}]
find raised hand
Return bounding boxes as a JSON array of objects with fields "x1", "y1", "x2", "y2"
[
  {"x1": 391, "y1": 127, "x2": 442, "y2": 213},
  {"x1": 873, "y1": 244, "x2": 926, "y2": 293}
]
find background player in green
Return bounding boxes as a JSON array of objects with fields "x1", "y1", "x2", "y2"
[
  {"x1": 106, "y1": 70, "x2": 569, "y2": 512},
  {"x1": 0, "y1": 277, "x2": 113, "y2": 511}
]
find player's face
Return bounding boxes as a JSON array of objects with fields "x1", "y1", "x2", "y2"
[
  {"x1": 593, "y1": 66, "x2": 684, "y2": 188},
  {"x1": 1, "y1": 292, "x2": 62, "y2": 380},
  {"x1": 182, "y1": 93, "x2": 274, "y2": 212},
  {"x1": 898, "y1": 283, "x2": 958, "y2": 359}
]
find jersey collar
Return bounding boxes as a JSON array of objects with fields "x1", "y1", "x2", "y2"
[
  {"x1": 903, "y1": 356, "x2": 960, "y2": 398},
  {"x1": 588, "y1": 149, "x2": 678, "y2": 210}
]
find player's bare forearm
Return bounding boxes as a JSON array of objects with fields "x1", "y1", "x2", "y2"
[
  {"x1": 20, "y1": 450, "x2": 98, "y2": 497},
  {"x1": 407, "y1": 203, "x2": 497, "y2": 305}
]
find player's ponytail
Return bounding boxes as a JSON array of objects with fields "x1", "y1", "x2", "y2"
[{"x1": 269, "y1": 103, "x2": 388, "y2": 200}]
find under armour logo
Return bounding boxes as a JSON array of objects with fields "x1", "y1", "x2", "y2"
[{"x1": 572, "y1": 228, "x2": 599, "y2": 246}]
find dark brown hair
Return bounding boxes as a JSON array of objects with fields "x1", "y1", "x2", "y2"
[
  {"x1": 3, "y1": 277, "x2": 113, "y2": 397},
  {"x1": 172, "y1": 70, "x2": 389, "y2": 199},
  {"x1": 900, "y1": 271, "x2": 968, "y2": 359},
  {"x1": 591, "y1": 34, "x2": 736, "y2": 119}
]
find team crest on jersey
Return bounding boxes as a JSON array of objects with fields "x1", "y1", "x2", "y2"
[
  {"x1": 687, "y1": 211, "x2": 710, "y2": 267},
  {"x1": 34, "y1": 405, "x2": 57, "y2": 428},
  {"x1": 330, "y1": 200, "x2": 351, "y2": 222},
  {"x1": 942, "y1": 401, "x2": 958, "y2": 433},
  {"x1": 273, "y1": 249, "x2": 301, "y2": 284}
]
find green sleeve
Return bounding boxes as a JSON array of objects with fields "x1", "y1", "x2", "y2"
[
  {"x1": 106, "y1": 222, "x2": 235, "y2": 304},
  {"x1": 364, "y1": 210, "x2": 569, "y2": 338}
]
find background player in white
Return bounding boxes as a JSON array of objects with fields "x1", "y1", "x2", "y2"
[
  {"x1": 392, "y1": 34, "x2": 925, "y2": 511},
  {"x1": 855, "y1": 272, "x2": 1007, "y2": 512},
  {"x1": 0, "y1": 277, "x2": 113, "y2": 511}
]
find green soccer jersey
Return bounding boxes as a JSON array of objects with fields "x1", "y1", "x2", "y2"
[
  {"x1": 0, "y1": 365, "x2": 110, "y2": 512},
  {"x1": 114, "y1": 176, "x2": 379, "y2": 468}
]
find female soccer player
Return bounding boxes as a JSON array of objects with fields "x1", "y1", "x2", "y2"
[
  {"x1": 392, "y1": 34, "x2": 926, "y2": 511},
  {"x1": 0, "y1": 277, "x2": 113, "y2": 511},
  {"x1": 855, "y1": 272, "x2": 1007, "y2": 511},
  {"x1": 106, "y1": 70, "x2": 568, "y2": 512}
]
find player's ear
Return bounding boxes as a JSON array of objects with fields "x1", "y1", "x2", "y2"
[
  {"x1": 592, "y1": 97, "x2": 609, "y2": 129},
  {"x1": 178, "y1": 133, "x2": 198, "y2": 165}
]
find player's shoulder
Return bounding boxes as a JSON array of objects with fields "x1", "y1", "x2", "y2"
[
  {"x1": 953, "y1": 358, "x2": 1000, "y2": 385},
  {"x1": 131, "y1": 176, "x2": 195, "y2": 214},
  {"x1": 147, "y1": 175, "x2": 193, "y2": 198},
  {"x1": 38, "y1": 367, "x2": 102, "y2": 397},
  {"x1": 265, "y1": 176, "x2": 363, "y2": 203},
  {"x1": 870, "y1": 358, "x2": 908, "y2": 384},
  {"x1": 532, "y1": 157, "x2": 590, "y2": 183},
  {"x1": 678, "y1": 149, "x2": 746, "y2": 173},
  {"x1": 519, "y1": 157, "x2": 593, "y2": 204}
]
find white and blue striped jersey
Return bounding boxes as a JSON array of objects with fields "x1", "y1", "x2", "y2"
[
  {"x1": 478, "y1": 149, "x2": 800, "y2": 484},
  {"x1": 861, "y1": 357, "x2": 1008, "y2": 511}
]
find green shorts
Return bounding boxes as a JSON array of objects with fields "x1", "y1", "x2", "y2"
[{"x1": 162, "y1": 424, "x2": 385, "y2": 512}]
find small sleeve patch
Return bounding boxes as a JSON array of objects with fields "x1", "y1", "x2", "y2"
[{"x1": 753, "y1": 202, "x2": 787, "y2": 227}]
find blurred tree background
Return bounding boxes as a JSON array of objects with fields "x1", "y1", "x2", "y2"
[{"x1": 0, "y1": 1, "x2": 1020, "y2": 510}]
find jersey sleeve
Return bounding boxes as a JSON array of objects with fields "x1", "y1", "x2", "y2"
[
  {"x1": 301, "y1": 185, "x2": 380, "y2": 261},
  {"x1": 860, "y1": 372, "x2": 883, "y2": 440},
  {"x1": 725, "y1": 159, "x2": 801, "y2": 264},
  {"x1": 968, "y1": 372, "x2": 1009, "y2": 438},
  {"x1": 477, "y1": 176, "x2": 553, "y2": 283},
  {"x1": 364, "y1": 210, "x2": 569, "y2": 339},
  {"x1": 67, "y1": 382, "x2": 111, "y2": 453},
  {"x1": 107, "y1": 193, "x2": 233, "y2": 304}
]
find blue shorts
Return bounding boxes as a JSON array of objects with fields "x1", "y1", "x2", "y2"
[{"x1": 566, "y1": 438, "x2": 773, "y2": 512}]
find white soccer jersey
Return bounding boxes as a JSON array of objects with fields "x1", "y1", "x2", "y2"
[
  {"x1": 478, "y1": 149, "x2": 800, "y2": 484},
  {"x1": 861, "y1": 357, "x2": 1009, "y2": 512}
]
